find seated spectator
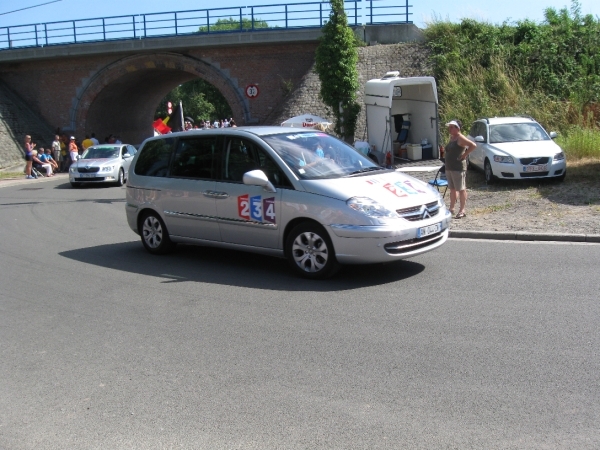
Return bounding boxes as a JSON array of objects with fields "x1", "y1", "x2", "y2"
[
  {"x1": 32, "y1": 150, "x2": 54, "y2": 176},
  {"x1": 44, "y1": 148, "x2": 59, "y2": 172}
]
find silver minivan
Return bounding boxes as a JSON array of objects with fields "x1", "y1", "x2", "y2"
[{"x1": 125, "y1": 127, "x2": 450, "y2": 278}]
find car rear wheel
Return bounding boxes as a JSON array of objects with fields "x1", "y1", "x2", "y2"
[
  {"x1": 484, "y1": 159, "x2": 496, "y2": 184},
  {"x1": 285, "y1": 222, "x2": 340, "y2": 279},
  {"x1": 116, "y1": 168, "x2": 125, "y2": 186},
  {"x1": 140, "y1": 211, "x2": 175, "y2": 255}
]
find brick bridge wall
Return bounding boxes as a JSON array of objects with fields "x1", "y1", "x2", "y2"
[{"x1": 0, "y1": 42, "x2": 431, "y2": 168}]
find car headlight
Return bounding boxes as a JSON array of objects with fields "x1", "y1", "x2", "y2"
[
  {"x1": 493, "y1": 155, "x2": 514, "y2": 163},
  {"x1": 69, "y1": 167, "x2": 76, "y2": 173},
  {"x1": 347, "y1": 197, "x2": 397, "y2": 218},
  {"x1": 553, "y1": 152, "x2": 565, "y2": 161},
  {"x1": 101, "y1": 166, "x2": 115, "y2": 172}
]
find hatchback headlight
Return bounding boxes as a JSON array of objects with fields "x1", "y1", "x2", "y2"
[
  {"x1": 493, "y1": 155, "x2": 514, "y2": 163},
  {"x1": 69, "y1": 167, "x2": 76, "y2": 173},
  {"x1": 553, "y1": 152, "x2": 565, "y2": 161},
  {"x1": 347, "y1": 197, "x2": 397, "y2": 218},
  {"x1": 101, "y1": 166, "x2": 115, "y2": 172}
]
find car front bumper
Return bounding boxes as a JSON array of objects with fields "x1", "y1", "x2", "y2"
[
  {"x1": 328, "y1": 209, "x2": 452, "y2": 264},
  {"x1": 491, "y1": 159, "x2": 566, "y2": 179}
]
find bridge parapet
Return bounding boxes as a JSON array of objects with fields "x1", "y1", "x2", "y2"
[{"x1": 0, "y1": 0, "x2": 412, "y2": 51}]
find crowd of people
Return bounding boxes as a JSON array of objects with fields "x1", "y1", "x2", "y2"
[
  {"x1": 183, "y1": 118, "x2": 236, "y2": 131},
  {"x1": 23, "y1": 132, "x2": 122, "y2": 179}
]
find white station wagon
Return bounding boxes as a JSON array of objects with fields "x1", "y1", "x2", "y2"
[
  {"x1": 467, "y1": 116, "x2": 566, "y2": 183},
  {"x1": 125, "y1": 127, "x2": 450, "y2": 278}
]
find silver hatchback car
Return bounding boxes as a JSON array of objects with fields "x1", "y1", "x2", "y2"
[
  {"x1": 69, "y1": 144, "x2": 137, "y2": 187},
  {"x1": 125, "y1": 127, "x2": 450, "y2": 278}
]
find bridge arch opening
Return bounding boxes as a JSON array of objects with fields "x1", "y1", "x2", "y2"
[{"x1": 75, "y1": 53, "x2": 248, "y2": 144}]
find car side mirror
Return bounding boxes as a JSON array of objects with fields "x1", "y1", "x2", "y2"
[
  {"x1": 549, "y1": 131, "x2": 558, "y2": 139},
  {"x1": 123, "y1": 154, "x2": 132, "y2": 159},
  {"x1": 243, "y1": 170, "x2": 276, "y2": 193},
  {"x1": 76, "y1": 155, "x2": 80, "y2": 160},
  {"x1": 475, "y1": 135, "x2": 485, "y2": 143}
]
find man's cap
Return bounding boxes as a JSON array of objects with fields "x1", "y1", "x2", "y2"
[{"x1": 70, "y1": 136, "x2": 75, "y2": 139}]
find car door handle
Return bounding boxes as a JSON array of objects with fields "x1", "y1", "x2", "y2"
[{"x1": 203, "y1": 190, "x2": 229, "y2": 199}]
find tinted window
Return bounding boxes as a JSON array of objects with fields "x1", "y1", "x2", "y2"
[
  {"x1": 135, "y1": 138, "x2": 175, "y2": 177},
  {"x1": 170, "y1": 136, "x2": 220, "y2": 179},
  {"x1": 222, "y1": 138, "x2": 292, "y2": 187}
]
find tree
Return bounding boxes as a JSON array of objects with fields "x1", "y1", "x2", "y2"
[
  {"x1": 198, "y1": 17, "x2": 269, "y2": 33},
  {"x1": 314, "y1": 0, "x2": 360, "y2": 142},
  {"x1": 155, "y1": 79, "x2": 232, "y2": 123}
]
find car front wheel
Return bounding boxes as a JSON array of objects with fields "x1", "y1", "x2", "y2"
[
  {"x1": 285, "y1": 222, "x2": 340, "y2": 279},
  {"x1": 140, "y1": 211, "x2": 175, "y2": 255},
  {"x1": 484, "y1": 159, "x2": 495, "y2": 184},
  {"x1": 116, "y1": 168, "x2": 125, "y2": 186}
]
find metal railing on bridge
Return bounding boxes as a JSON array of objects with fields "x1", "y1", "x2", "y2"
[{"x1": 0, "y1": 0, "x2": 412, "y2": 51}]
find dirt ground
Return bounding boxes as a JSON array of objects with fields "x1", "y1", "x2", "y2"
[{"x1": 403, "y1": 159, "x2": 600, "y2": 235}]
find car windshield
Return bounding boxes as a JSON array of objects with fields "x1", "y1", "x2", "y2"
[
  {"x1": 489, "y1": 123, "x2": 550, "y2": 144},
  {"x1": 262, "y1": 132, "x2": 384, "y2": 180},
  {"x1": 81, "y1": 146, "x2": 120, "y2": 159}
]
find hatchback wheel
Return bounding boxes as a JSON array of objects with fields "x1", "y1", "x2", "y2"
[
  {"x1": 285, "y1": 222, "x2": 339, "y2": 279},
  {"x1": 140, "y1": 211, "x2": 175, "y2": 255}
]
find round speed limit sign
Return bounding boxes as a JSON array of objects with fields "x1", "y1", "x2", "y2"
[{"x1": 245, "y1": 84, "x2": 260, "y2": 99}]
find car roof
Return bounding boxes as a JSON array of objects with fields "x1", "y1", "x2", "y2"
[
  {"x1": 476, "y1": 117, "x2": 538, "y2": 125},
  {"x1": 150, "y1": 126, "x2": 322, "y2": 140}
]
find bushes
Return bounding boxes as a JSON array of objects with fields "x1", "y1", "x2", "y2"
[{"x1": 425, "y1": 1, "x2": 600, "y2": 160}]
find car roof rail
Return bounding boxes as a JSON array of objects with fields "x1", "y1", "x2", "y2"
[{"x1": 516, "y1": 114, "x2": 535, "y2": 121}]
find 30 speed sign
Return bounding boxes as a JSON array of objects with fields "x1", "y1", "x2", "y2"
[{"x1": 245, "y1": 84, "x2": 260, "y2": 98}]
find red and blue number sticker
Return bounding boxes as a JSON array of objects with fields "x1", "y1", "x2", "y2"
[{"x1": 238, "y1": 194, "x2": 276, "y2": 224}]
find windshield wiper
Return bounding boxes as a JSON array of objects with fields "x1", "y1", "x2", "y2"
[{"x1": 347, "y1": 166, "x2": 387, "y2": 176}]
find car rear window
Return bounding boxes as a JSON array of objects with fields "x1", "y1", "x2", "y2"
[{"x1": 135, "y1": 138, "x2": 176, "y2": 177}]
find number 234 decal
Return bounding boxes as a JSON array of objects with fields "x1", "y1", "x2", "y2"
[{"x1": 238, "y1": 195, "x2": 276, "y2": 224}]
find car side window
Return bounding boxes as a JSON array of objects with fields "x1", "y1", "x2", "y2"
[
  {"x1": 477, "y1": 123, "x2": 488, "y2": 143},
  {"x1": 127, "y1": 145, "x2": 137, "y2": 155},
  {"x1": 469, "y1": 123, "x2": 478, "y2": 138},
  {"x1": 222, "y1": 137, "x2": 292, "y2": 188},
  {"x1": 170, "y1": 136, "x2": 221, "y2": 180},
  {"x1": 135, "y1": 138, "x2": 175, "y2": 177}
]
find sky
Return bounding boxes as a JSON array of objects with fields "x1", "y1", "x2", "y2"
[{"x1": 0, "y1": 0, "x2": 599, "y2": 30}]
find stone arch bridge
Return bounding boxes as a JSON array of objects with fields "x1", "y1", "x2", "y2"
[{"x1": 0, "y1": 24, "x2": 421, "y2": 144}]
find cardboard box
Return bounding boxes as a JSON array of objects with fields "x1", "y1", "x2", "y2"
[{"x1": 406, "y1": 144, "x2": 422, "y2": 160}]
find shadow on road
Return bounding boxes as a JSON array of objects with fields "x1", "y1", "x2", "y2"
[{"x1": 59, "y1": 241, "x2": 425, "y2": 292}]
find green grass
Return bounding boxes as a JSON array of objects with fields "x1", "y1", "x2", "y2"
[
  {"x1": 0, "y1": 171, "x2": 23, "y2": 179},
  {"x1": 556, "y1": 126, "x2": 600, "y2": 160}
]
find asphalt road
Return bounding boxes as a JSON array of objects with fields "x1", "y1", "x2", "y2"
[{"x1": 1, "y1": 177, "x2": 600, "y2": 449}]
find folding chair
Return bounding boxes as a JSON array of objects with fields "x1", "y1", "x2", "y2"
[{"x1": 428, "y1": 165, "x2": 448, "y2": 198}]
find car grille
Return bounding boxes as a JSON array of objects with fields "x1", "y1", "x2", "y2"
[
  {"x1": 520, "y1": 157, "x2": 550, "y2": 165},
  {"x1": 520, "y1": 172, "x2": 549, "y2": 178},
  {"x1": 384, "y1": 231, "x2": 445, "y2": 255},
  {"x1": 396, "y1": 201, "x2": 440, "y2": 221},
  {"x1": 77, "y1": 166, "x2": 100, "y2": 173},
  {"x1": 74, "y1": 177, "x2": 105, "y2": 181}
]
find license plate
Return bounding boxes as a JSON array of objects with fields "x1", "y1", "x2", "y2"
[
  {"x1": 523, "y1": 164, "x2": 547, "y2": 172},
  {"x1": 79, "y1": 172, "x2": 97, "y2": 178},
  {"x1": 417, "y1": 222, "x2": 441, "y2": 238}
]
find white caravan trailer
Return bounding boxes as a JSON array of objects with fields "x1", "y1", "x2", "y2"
[{"x1": 364, "y1": 72, "x2": 440, "y2": 164}]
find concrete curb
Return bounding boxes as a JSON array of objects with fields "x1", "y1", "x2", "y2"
[
  {"x1": 450, "y1": 229, "x2": 600, "y2": 243},
  {"x1": 0, "y1": 173, "x2": 69, "y2": 188}
]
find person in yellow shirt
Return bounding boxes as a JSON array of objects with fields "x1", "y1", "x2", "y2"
[{"x1": 81, "y1": 135, "x2": 94, "y2": 150}]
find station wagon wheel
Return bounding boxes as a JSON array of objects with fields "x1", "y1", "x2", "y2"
[
  {"x1": 140, "y1": 211, "x2": 175, "y2": 255},
  {"x1": 116, "y1": 168, "x2": 125, "y2": 186},
  {"x1": 285, "y1": 222, "x2": 340, "y2": 279},
  {"x1": 484, "y1": 159, "x2": 495, "y2": 184}
]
